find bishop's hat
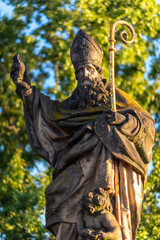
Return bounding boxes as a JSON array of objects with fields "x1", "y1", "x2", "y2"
[{"x1": 70, "y1": 29, "x2": 103, "y2": 71}]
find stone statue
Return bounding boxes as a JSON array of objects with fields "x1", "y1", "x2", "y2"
[
  {"x1": 11, "y1": 30, "x2": 155, "y2": 240},
  {"x1": 77, "y1": 188, "x2": 122, "y2": 240}
]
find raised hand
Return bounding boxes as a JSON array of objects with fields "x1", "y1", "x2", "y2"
[
  {"x1": 11, "y1": 54, "x2": 25, "y2": 83},
  {"x1": 11, "y1": 54, "x2": 30, "y2": 90}
]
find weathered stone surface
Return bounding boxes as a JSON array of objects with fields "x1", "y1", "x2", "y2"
[{"x1": 11, "y1": 30, "x2": 155, "y2": 240}]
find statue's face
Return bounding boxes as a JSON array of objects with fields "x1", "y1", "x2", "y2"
[
  {"x1": 85, "y1": 192, "x2": 106, "y2": 215},
  {"x1": 75, "y1": 63, "x2": 100, "y2": 85}
]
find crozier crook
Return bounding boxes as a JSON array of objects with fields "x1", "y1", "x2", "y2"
[{"x1": 108, "y1": 20, "x2": 135, "y2": 112}]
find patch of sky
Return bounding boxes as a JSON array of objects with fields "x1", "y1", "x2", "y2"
[
  {"x1": 0, "y1": 0, "x2": 14, "y2": 19},
  {"x1": 34, "y1": 37, "x2": 52, "y2": 55},
  {"x1": 60, "y1": 3, "x2": 77, "y2": 11},
  {"x1": 40, "y1": 90, "x2": 56, "y2": 100},
  {"x1": 115, "y1": 43, "x2": 123, "y2": 51},
  {"x1": 0, "y1": 144, "x2": 4, "y2": 151},
  {"x1": 31, "y1": 62, "x2": 56, "y2": 93},
  {"x1": 148, "y1": 160, "x2": 154, "y2": 175},
  {"x1": 144, "y1": 56, "x2": 152, "y2": 80},
  {"x1": 21, "y1": 13, "x2": 49, "y2": 36},
  {"x1": 43, "y1": 65, "x2": 56, "y2": 88},
  {"x1": 155, "y1": 193, "x2": 160, "y2": 207},
  {"x1": 73, "y1": 26, "x2": 79, "y2": 35},
  {"x1": 55, "y1": 30, "x2": 69, "y2": 40},
  {"x1": 144, "y1": 39, "x2": 160, "y2": 81},
  {"x1": 25, "y1": 144, "x2": 30, "y2": 152},
  {"x1": 30, "y1": 60, "x2": 56, "y2": 100},
  {"x1": 18, "y1": 13, "x2": 56, "y2": 91},
  {"x1": 39, "y1": 213, "x2": 45, "y2": 226},
  {"x1": 30, "y1": 161, "x2": 49, "y2": 177},
  {"x1": 20, "y1": 14, "x2": 53, "y2": 55},
  {"x1": 151, "y1": 40, "x2": 160, "y2": 60},
  {"x1": 31, "y1": 68, "x2": 42, "y2": 79},
  {"x1": 32, "y1": 3, "x2": 46, "y2": 12},
  {"x1": 41, "y1": 89, "x2": 56, "y2": 101},
  {"x1": 154, "y1": 122, "x2": 160, "y2": 131},
  {"x1": 0, "y1": 233, "x2": 6, "y2": 239},
  {"x1": 16, "y1": 38, "x2": 22, "y2": 44},
  {"x1": 0, "y1": 0, "x2": 70, "y2": 96},
  {"x1": 151, "y1": 115, "x2": 159, "y2": 137}
]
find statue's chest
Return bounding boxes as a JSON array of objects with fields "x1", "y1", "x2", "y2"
[{"x1": 84, "y1": 214, "x2": 102, "y2": 229}]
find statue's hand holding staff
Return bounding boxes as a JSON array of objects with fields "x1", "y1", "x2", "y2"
[{"x1": 105, "y1": 109, "x2": 126, "y2": 125}]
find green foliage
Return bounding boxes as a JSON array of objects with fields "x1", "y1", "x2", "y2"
[
  {"x1": 0, "y1": 0, "x2": 160, "y2": 239},
  {"x1": 137, "y1": 144, "x2": 160, "y2": 240},
  {"x1": 0, "y1": 149, "x2": 50, "y2": 239}
]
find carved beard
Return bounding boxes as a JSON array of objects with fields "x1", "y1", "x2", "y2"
[{"x1": 70, "y1": 77, "x2": 111, "y2": 110}]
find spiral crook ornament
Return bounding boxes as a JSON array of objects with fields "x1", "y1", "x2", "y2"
[
  {"x1": 109, "y1": 20, "x2": 135, "y2": 45},
  {"x1": 108, "y1": 20, "x2": 135, "y2": 112}
]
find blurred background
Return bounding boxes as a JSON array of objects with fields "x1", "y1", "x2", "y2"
[{"x1": 0, "y1": 0, "x2": 159, "y2": 239}]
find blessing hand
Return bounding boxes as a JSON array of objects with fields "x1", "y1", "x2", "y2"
[{"x1": 11, "y1": 54, "x2": 30, "y2": 90}]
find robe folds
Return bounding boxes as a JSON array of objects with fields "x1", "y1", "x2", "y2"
[{"x1": 23, "y1": 84, "x2": 155, "y2": 240}]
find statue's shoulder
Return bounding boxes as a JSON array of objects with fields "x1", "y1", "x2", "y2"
[
  {"x1": 60, "y1": 96, "x2": 71, "y2": 110},
  {"x1": 105, "y1": 83, "x2": 154, "y2": 121},
  {"x1": 115, "y1": 87, "x2": 142, "y2": 109},
  {"x1": 104, "y1": 80, "x2": 142, "y2": 109},
  {"x1": 116, "y1": 87, "x2": 153, "y2": 121}
]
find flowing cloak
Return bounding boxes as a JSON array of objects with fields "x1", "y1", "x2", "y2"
[{"x1": 22, "y1": 84, "x2": 155, "y2": 240}]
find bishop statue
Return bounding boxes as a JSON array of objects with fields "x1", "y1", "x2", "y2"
[{"x1": 11, "y1": 29, "x2": 155, "y2": 240}]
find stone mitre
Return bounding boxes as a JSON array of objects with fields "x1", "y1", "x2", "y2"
[{"x1": 70, "y1": 29, "x2": 103, "y2": 71}]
